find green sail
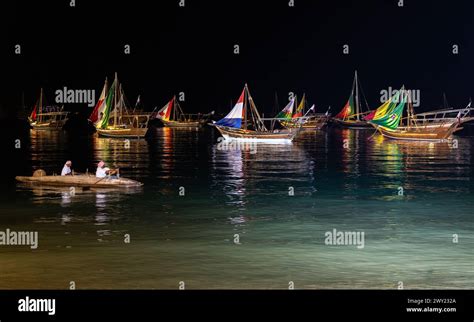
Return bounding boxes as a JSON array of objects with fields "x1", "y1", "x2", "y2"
[
  {"x1": 369, "y1": 92, "x2": 407, "y2": 130},
  {"x1": 98, "y1": 79, "x2": 116, "y2": 129}
]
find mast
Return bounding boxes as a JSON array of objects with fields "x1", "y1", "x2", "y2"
[
  {"x1": 295, "y1": 94, "x2": 298, "y2": 118},
  {"x1": 406, "y1": 89, "x2": 410, "y2": 127},
  {"x1": 39, "y1": 88, "x2": 43, "y2": 123},
  {"x1": 271, "y1": 92, "x2": 278, "y2": 130},
  {"x1": 443, "y1": 92, "x2": 449, "y2": 109},
  {"x1": 113, "y1": 72, "x2": 118, "y2": 127},
  {"x1": 409, "y1": 91, "x2": 416, "y2": 128},
  {"x1": 120, "y1": 84, "x2": 124, "y2": 123},
  {"x1": 406, "y1": 88, "x2": 415, "y2": 128},
  {"x1": 172, "y1": 96, "x2": 176, "y2": 121},
  {"x1": 303, "y1": 93, "x2": 306, "y2": 112},
  {"x1": 244, "y1": 84, "x2": 248, "y2": 130},
  {"x1": 354, "y1": 70, "x2": 360, "y2": 120},
  {"x1": 174, "y1": 95, "x2": 185, "y2": 121}
]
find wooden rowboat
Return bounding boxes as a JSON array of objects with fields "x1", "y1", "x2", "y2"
[{"x1": 16, "y1": 172, "x2": 143, "y2": 188}]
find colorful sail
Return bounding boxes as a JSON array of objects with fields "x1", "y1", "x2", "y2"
[
  {"x1": 30, "y1": 89, "x2": 43, "y2": 122},
  {"x1": 334, "y1": 93, "x2": 355, "y2": 119},
  {"x1": 98, "y1": 79, "x2": 116, "y2": 129},
  {"x1": 292, "y1": 94, "x2": 305, "y2": 118},
  {"x1": 155, "y1": 96, "x2": 174, "y2": 121},
  {"x1": 215, "y1": 88, "x2": 245, "y2": 128},
  {"x1": 369, "y1": 91, "x2": 407, "y2": 130},
  {"x1": 29, "y1": 104, "x2": 37, "y2": 121},
  {"x1": 365, "y1": 90, "x2": 401, "y2": 121},
  {"x1": 89, "y1": 79, "x2": 108, "y2": 125},
  {"x1": 275, "y1": 97, "x2": 295, "y2": 120}
]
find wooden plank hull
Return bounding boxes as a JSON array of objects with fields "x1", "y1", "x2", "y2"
[
  {"x1": 331, "y1": 118, "x2": 372, "y2": 129},
  {"x1": 30, "y1": 121, "x2": 66, "y2": 130},
  {"x1": 16, "y1": 174, "x2": 143, "y2": 188},
  {"x1": 214, "y1": 125, "x2": 298, "y2": 143},
  {"x1": 372, "y1": 123, "x2": 460, "y2": 141},
  {"x1": 97, "y1": 128, "x2": 148, "y2": 138},
  {"x1": 162, "y1": 120, "x2": 202, "y2": 128},
  {"x1": 281, "y1": 116, "x2": 329, "y2": 131}
]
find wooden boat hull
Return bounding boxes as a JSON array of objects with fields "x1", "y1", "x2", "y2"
[
  {"x1": 331, "y1": 118, "x2": 372, "y2": 129},
  {"x1": 97, "y1": 128, "x2": 148, "y2": 138},
  {"x1": 281, "y1": 116, "x2": 329, "y2": 131},
  {"x1": 30, "y1": 122, "x2": 66, "y2": 130},
  {"x1": 372, "y1": 123, "x2": 460, "y2": 141},
  {"x1": 214, "y1": 125, "x2": 298, "y2": 143},
  {"x1": 161, "y1": 120, "x2": 202, "y2": 128},
  {"x1": 15, "y1": 174, "x2": 143, "y2": 188}
]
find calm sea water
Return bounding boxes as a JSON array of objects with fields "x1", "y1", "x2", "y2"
[{"x1": 1, "y1": 126, "x2": 473, "y2": 289}]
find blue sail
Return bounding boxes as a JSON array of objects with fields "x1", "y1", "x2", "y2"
[{"x1": 216, "y1": 89, "x2": 245, "y2": 129}]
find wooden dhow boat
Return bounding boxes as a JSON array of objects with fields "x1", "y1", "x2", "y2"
[
  {"x1": 154, "y1": 96, "x2": 213, "y2": 128},
  {"x1": 210, "y1": 84, "x2": 300, "y2": 143},
  {"x1": 331, "y1": 71, "x2": 373, "y2": 128},
  {"x1": 406, "y1": 101, "x2": 474, "y2": 133},
  {"x1": 367, "y1": 88, "x2": 461, "y2": 141},
  {"x1": 278, "y1": 94, "x2": 330, "y2": 131},
  {"x1": 90, "y1": 73, "x2": 151, "y2": 138},
  {"x1": 29, "y1": 88, "x2": 69, "y2": 130},
  {"x1": 16, "y1": 169, "x2": 143, "y2": 188}
]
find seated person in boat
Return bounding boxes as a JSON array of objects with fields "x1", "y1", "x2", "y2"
[
  {"x1": 96, "y1": 161, "x2": 119, "y2": 178},
  {"x1": 61, "y1": 161, "x2": 72, "y2": 176}
]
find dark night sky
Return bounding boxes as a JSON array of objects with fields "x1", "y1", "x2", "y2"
[{"x1": 2, "y1": 0, "x2": 474, "y2": 117}]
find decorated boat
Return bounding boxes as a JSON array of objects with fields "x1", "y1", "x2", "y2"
[
  {"x1": 279, "y1": 94, "x2": 330, "y2": 130},
  {"x1": 406, "y1": 101, "x2": 474, "y2": 133},
  {"x1": 154, "y1": 96, "x2": 213, "y2": 128},
  {"x1": 89, "y1": 73, "x2": 151, "y2": 138},
  {"x1": 16, "y1": 169, "x2": 143, "y2": 188},
  {"x1": 210, "y1": 84, "x2": 300, "y2": 143},
  {"x1": 332, "y1": 71, "x2": 372, "y2": 128},
  {"x1": 29, "y1": 88, "x2": 69, "y2": 130},
  {"x1": 367, "y1": 88, "x2": 461, "y2": 141}
]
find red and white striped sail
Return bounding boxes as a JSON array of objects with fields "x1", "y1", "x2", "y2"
[
  {"x1": 89, "y1": 78, "x2": 108, "y2": 126},
  {"x1": 155, "y1": 97, "x2": 174, "y2": 121}
]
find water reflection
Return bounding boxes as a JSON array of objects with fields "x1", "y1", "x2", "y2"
[
  {"x1": 3, "y1": 125, "x2": 473, "y2": 289},
  {"x1": 367, "y1": 133, "x2": 472, "y2": 194}
]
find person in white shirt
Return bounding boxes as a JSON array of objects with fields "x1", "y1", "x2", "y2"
[
  {"x1": 61, "y1": 161, "x2": 72, "y2": 176},
  {"x1": 96, "y1": 160, "x2": 119, "y2": 178}
]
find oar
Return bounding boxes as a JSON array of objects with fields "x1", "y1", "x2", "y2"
[
  {"x1": 93, "y1": 177, "x2": 107, "y2": 185},
  {"x1": 367, "y1": 128, "x2": 379, "y2": 141},
  {"x1": 93, "y1": 168, "x2": 120, "y2": 185}
]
